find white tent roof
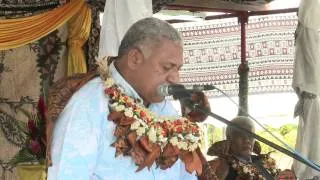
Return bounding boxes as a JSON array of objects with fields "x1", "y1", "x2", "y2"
[{"x1": 170, "y1": 0, "x2": 300, "y2": 12}]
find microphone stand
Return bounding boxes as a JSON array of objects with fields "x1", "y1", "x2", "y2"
[{"x1": 179, "y1": 97, "x2": 320, "y2": 172}]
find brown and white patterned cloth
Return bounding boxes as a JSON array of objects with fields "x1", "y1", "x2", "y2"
[
  {"x1": 172, "y1": 13, "x2": 297, "y2": 97},
  {"x1": 0, "y1": 25, "x2": 68, "y2": 180}
]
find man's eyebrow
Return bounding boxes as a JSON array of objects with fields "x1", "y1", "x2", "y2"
[
  {"x1": 171, "y1": 63, "x2": 183, "y2": 70},
  {"x1": 170, "y1": 60, "x2": 183, "y2": 67}
]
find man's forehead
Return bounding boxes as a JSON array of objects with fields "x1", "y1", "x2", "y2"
[
  {"x1": 231, "y1": 127, "x2": 254, "y2": 135},
  {"x1": 154, "y1": 42, "x2": 183, "y2": 61},
  {"x1": 156, "y1": 38, "x2": 182, "y2": 49}
]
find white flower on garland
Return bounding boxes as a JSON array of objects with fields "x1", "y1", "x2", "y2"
[
  {"x1": 272, "y1": 169, "x2": 277, "y2": 174},
  {"x1": 115, "y1": 104, "x2": 125, "y2": 112},
  {"x1": 148, "y1": 127, "x2": 157, "y2": 143},
  {"x1": 177, "y1": 134, "x2": 184, "y2": 140},
  {"x1": 130, "y1": 121, "x2": 140, "y2": 130},
  {"x1": 177, "y1": 141, "x2": 188, "y2": 150},
  {"x1": 258, "y1": 175, "x2": 266, "y2": 180},
  {"x1": 105, "y1": 76, "x2": 201, "y2": 153},
  {"x1": 188, "y1": 135, "x2": 199, "y2": 143},
  {"x1": 158, "y1": 135, "x2": 168, "y2": 143},
  {"x1": 126, "y1": 97, "x2": 134, "y2": 104},
  {"x1": 118, "y1": 86, "x2": 125, "y2": 93},
  {"x1": 111, "y1": 102, "x2": 118, "y2": 108},
  {"x1": 243, "y1": 166, "x2": 249, "y2": 173},
  {"x1": 136, "y1": 127, "x2": 146, "y2": 137},
  {"x1": 105, "y1": 78, "x2": 115, "y2": 87},
  {"x1": 124, "y1": 107, "x2": 134, "y2": 117},
  {"x1": 189, "y1": 143, "x2": 198, "y2": 151},
  {"x1": 170, "y1": 136, "x2": 178, "y2": 146},
  {"x1": 232, "y1": 163, "x2": 237, "y2": 169}
]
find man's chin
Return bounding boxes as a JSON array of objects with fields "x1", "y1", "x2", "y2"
[
  {"x1": 145, "y1": 96, "x2": 165, "y2": 105},
  {"x1": 154, "y1": 96, "x2": 165, "y2": 103},
  {"x1": 239, "y1": 151, "x2": 252, "y2": 158}
]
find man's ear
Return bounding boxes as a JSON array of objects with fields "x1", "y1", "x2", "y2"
[{"x1": 127, "y1": 48, "x2": 144, "y2": 70}]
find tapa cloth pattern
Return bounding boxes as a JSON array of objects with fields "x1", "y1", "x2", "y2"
[{"x1": 174, "y1": 13, "x2": 297, "y2": 97}]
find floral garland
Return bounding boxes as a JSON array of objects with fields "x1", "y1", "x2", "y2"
[
  {"x1": 104, "y1": 77, "x2": 203, "y2": 174},
  {"x1": 228, "y1": 154, "x2": 280, "y2": 179}
]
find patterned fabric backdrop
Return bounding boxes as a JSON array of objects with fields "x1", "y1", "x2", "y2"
[
  {"x1": 0, "y1": 25, "x2": 67, "y2": 180},
  {"x1": 0, "y1": 0, "x2": 66, "y2": 18},
  {"x1": 85, "y1": 4, "x2": 101, "y2": 70},
  {"x1": 173, "y1": 13, "x2": 297, "y2": 97}
]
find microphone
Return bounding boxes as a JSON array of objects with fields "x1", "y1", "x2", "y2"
[{"x1": 157, "y1": 84, "x2": 216, "y2": 96}]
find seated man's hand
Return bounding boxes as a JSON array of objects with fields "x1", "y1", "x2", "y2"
[
  {"x1": 179, "y1": 92, "x2": 210, "y2": 122},
  {"x1": 276, "y1": 169, "x2": 296, "y2": 180}
]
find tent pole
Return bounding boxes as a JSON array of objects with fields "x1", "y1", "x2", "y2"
[{"x1": 238, "y1": 11, "x2": 249, "y2": 116}]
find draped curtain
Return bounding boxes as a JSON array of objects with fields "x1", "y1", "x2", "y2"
[
  {"x1": 67, "y1": 4, "x2": 92, "y2": 76},
  {"x1": 0, "y1": 0, "x2": 92, "y2": 75},
  {"x1": 98, "y1": 0, "x2": 153, "y2": 58},
  {"x1": 0, "y1": 0, "x2": 84, "y2": 50},
  {"x1": 98, "y1": 0, "x2": 177, "y2": 58},
  {"x1": 292, "y1": 0, "x2": 320, "y2": 179}
]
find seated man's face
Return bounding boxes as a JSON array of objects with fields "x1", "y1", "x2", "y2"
[
  {"x1": 229, "y1": 128, "x2": 255, "y2": 160},
  {"x1": 133, "y1": 39, "x2": 183, "y2": 104}
]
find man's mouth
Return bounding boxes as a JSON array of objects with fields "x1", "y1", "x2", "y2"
[{"x1": 242, "y1": 144, "x2": 252, "y2": 150}]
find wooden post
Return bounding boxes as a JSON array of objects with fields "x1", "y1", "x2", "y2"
[{"x1": 238, "y1": 11, "x2": 249, "y2": 116}]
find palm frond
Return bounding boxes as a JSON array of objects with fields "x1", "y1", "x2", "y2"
[
  {"x1": 8, "y1": 148, "x2": 38, "y2": 166},
  {"x1": 0, "y1": 109, "x2": 27, "y2": 147}
]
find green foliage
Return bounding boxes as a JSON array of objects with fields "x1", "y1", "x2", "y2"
[
  {"x1": 256, "y1": 124, "x2": 298, "y2": 154},
  {"x1": 8, "y1": 148, "x2": 39, "y2": 167},
  {"x1": 206, "y1": 124, "x2": 224, "y2": 147},
  {"x1": 279, "y1": 124, "x2": 297, "y2": 136}
]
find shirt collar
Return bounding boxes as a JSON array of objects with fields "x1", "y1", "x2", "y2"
[{"x1": 109, "y1": 62, "x2": 144, "y2": 104}]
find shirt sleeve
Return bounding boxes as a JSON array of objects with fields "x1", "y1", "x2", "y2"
[{"x1": 47, "y1": 80, "x2": 108, "y2": 180}]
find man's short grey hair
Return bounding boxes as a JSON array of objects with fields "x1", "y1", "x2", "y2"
[
  {"x1": 118, "y1": 17, "x2": 182, "y2": 58},
  {"x1": 226, "y1": 116, "x2": 255, "y2": 140}
]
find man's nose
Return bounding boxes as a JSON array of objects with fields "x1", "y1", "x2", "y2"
[{"x1": 167, "y1": 70, "x2": 180, "y2": 84}]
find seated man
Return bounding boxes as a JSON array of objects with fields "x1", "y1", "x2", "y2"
[{"x1": 201, "y1": 116, "x2": 296, "y2": 180}]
